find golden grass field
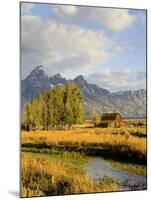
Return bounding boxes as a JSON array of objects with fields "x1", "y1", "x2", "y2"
[
  {"x1": 22, "y1": 126, "x2": 146, "y2": 160},
  {"x1": 21, "y1": 124, "x2": 147, "y2": 197},
  {"x1": 21, "y1": 153, "x2": 119, "y2": 197}
]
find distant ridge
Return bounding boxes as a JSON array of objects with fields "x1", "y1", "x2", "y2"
[{"x1": 21, "y1": 65, "x2": 146, "y2": 118}]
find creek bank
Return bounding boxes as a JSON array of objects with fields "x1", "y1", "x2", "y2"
[{"x1": 85, "y1": 157, "x2": 147, "y2": 191}]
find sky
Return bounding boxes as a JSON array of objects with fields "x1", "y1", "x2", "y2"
[{"x1": 21, "y1": 2, "x2": 146, "y2": 92}]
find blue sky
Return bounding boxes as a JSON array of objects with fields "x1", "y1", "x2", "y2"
[
  {"x1": 21, "y1": 3, "x2": 146, "y2": 91},
  {"x1": 25, "y1": 3, "x2": 52, "y2": 19}
]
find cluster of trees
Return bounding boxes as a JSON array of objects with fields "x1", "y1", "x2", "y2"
[{"x1": 21, "y1": 82, "x2": 84, "y2": 131}]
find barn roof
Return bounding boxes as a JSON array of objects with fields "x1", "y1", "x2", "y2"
[{"x1": 101, "y1": 113, "x2": 121, "y2": 121}]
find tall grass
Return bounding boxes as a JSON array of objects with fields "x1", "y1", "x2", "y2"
[
  {"x1": 21, "y1": 127, "x2": 146, "y2": 163},
  {"x1": 21, "y1": 153, "x2": 119, "y2": 197},
  {"x1": 21, "y1": 126, "x2": 146, "y2": 197}
]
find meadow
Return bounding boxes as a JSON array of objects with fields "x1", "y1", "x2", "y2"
[
  {"x1": 22, "y1": 126, "x2": 146, "y2": 163},
  {"x1": 21, "y1": 152, "x2": 119, "y2": 197},
  {"x1": 21, "y1": 121, "x2": 147, "y2": 197}
]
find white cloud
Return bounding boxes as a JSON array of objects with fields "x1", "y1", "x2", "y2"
[
  {"x1": 87, "y1": 69, "x2": 146, "y2": 91},
  {"x1": 21, "y1": 3, "x2": 35, "y2": 14},
  {"x1": 21, "y1": 4, "x2": 146, "y2": 91},
  {"x1": 52, "y1": 6, "x2": 140, "y2": 32},
  {"x1": 54, "y1": 5, "x2": 77, "y2": 15},
  {"x1": 99, "y1": 9, "x2": 138, "y2": 32},
  {"x1": 21, "y1": 15, "x2": 115, "y2": 79}
]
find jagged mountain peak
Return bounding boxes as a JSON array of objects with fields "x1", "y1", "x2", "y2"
[
  {"x1": 53, "y1": 73, "x2": 63, "y2": 78},
  {"x1": 27, "y1": 65, "x2": 47, "y2": 80},
  {"x1": 22, "y1": 65, "x2": 146, "y2": 118},
  {"x1": 74, "y1": 75, "x2": 87, "y2": 85},
  {"x1": 74, "y1": 75, "x2": 85, "y2": 81},
  {"x1": 49, "y1": 73, "x2": 67, "y2": 85},
  {"x1": 33, "y1": 65, "x2": 43, "y2": 71},
  {"x1": 30, "y1": 65, "x2": 44, "y2": 74}
]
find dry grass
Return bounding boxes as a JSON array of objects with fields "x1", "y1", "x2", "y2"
[
  {"x1": 21, "y1": 126, "x2": 146, "y2": 197},
  {"x1": 21, "y1": 127, "x2": 146, "y2": 162},
  {"x1": 21, "y1": 153, "x2": 118, "y2": 197}
]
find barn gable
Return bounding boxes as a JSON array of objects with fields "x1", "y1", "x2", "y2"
[
  {"x1": 99, "y1": 113, "x2": 126, "y2": 128},
  {"x1": 101, "y1": 113, "x2": 122, "y2": 121}
]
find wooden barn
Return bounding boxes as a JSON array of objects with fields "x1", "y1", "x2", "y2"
[{"x1": 99, "y1": 113, "x2": 126, "y2": 128}]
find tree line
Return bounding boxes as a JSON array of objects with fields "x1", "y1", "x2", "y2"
[{"x1": 21, "y1": 82, "x2": 84, "y2": 131}]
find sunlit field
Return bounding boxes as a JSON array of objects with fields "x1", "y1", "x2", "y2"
[
  {"x1": 21, "y1": 152, "x2": 119, "y2": 197},
  {"x1": 22, "y1": 125, "x2": 146, "y2": 163},
  {"x1": 21, "y1": 121, "x2": 147, "y2": 197}
]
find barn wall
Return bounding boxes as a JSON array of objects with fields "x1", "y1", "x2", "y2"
[
  {"x1": 99, "y1": 123, "x2": 108, "y2": 127},
  {"x1": 99, "y1": 113, "x2": 126, "y2": 128}
]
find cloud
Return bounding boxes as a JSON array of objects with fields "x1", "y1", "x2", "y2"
[
  {"x1": 54, "y1": 5, "x2": 77, "y2": 15},
  {"x1": 21, "y1": 15, "x2": 115, "y2": 79},
  {"x1": 21, "y1": 4, "x2": 146, "y2": 92},
  {"x1": 21, "y1": 2, "x2": 35, "y2": 14},
  {"x1": 98, "y1": 9, "x2": 138, "y2": 32},
  {"x1": 52, "y1": 6, "x2": 140, "y2": 32},
  {"x1": 87, "y1": 69, "x2": 146, "y2": 91}
]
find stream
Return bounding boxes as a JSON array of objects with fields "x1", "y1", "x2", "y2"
[{"x1": 85, "y1": 157, "x2": 147, "y2": 191}]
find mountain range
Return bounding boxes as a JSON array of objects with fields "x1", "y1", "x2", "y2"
[{"x1": 21, "y1": 65, "x2": 146, "y2": 118}]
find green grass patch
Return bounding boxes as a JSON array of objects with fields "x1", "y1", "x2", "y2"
[
  {"x1": 21, "y1": 148, "x2": 94, "y2": 173},
  {"x1": 107, "y1": 159, "x2": 146, "y2": 176}
]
